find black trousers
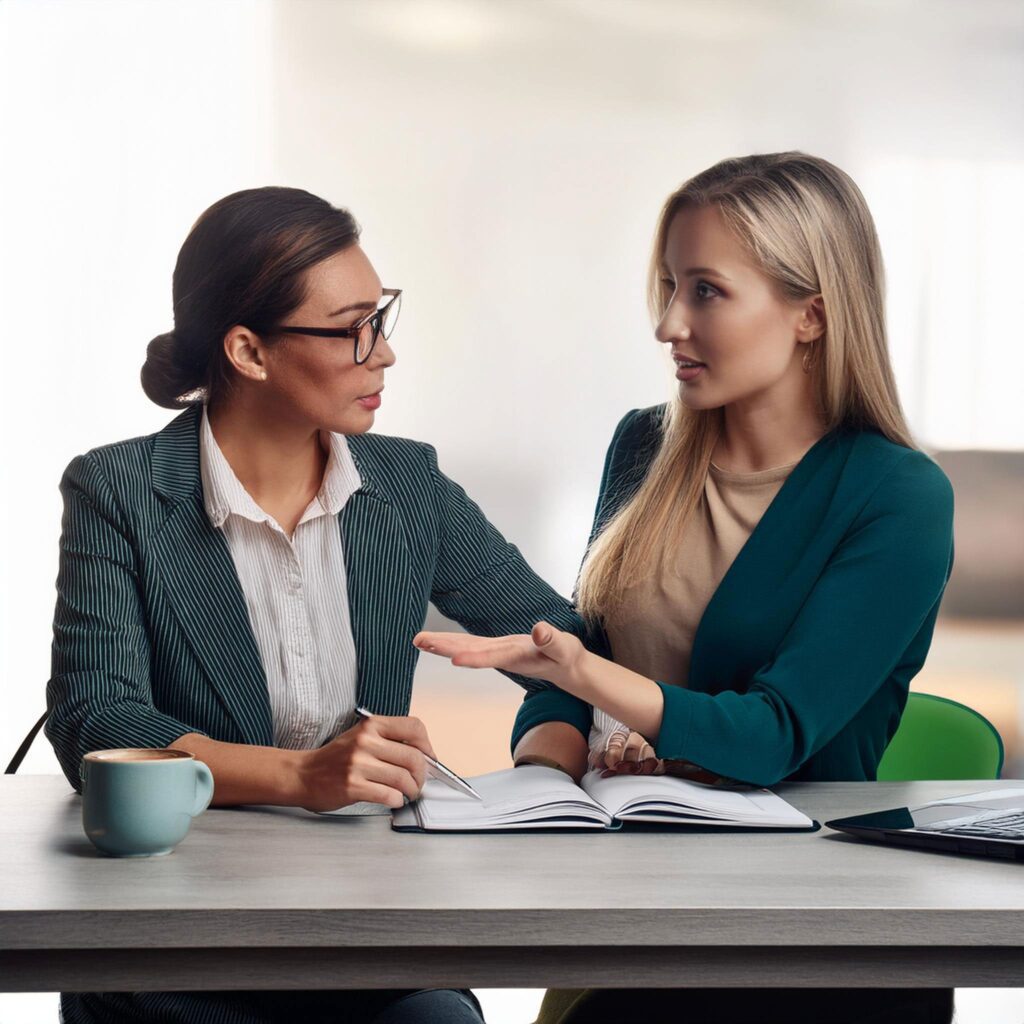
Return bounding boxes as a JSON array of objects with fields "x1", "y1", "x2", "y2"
[
  {"x1": 534, "y1": 987, "x2": 954, "y2": 1024},
  {"x1": 60, "y1": 988, "x2": 485, "y2": 1024}
]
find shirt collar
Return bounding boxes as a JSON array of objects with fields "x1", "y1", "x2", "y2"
[
  {"x1": 199, "y1": 405, "x2": 362, "y2": 529},
  {"x1": 317, "y1": 428, "x2": 363, "y2": 516}
]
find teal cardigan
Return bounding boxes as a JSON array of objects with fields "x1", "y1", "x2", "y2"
[
  {"x1": 512, "y1": 406, "x2": 955, "y2": 786},
  {"x1": 45, "y1": 405, "x2": 597, "y2": 790}
]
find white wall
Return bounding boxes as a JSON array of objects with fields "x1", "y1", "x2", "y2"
[{"x1": 1, "y1": 0, "x2": 277, "y2": 771}]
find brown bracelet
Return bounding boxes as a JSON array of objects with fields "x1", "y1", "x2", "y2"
[{"x1": 513, "y1": 754, "x2": 569, "y2": 774}]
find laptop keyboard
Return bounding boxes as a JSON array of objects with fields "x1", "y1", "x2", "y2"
[{"x1": 938, "y1": 810, "x2": 1024, "y2": 840}]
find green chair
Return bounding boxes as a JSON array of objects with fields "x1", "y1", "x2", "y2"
[{"x1": 876, "y1": 692, "x2": 1004, "y2": 781}]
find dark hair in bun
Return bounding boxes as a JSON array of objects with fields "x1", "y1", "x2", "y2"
[{"x1": 140, "y1": 186, "x2": 360, "y2": 409}]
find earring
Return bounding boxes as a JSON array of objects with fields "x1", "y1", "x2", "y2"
[
  {"x1": 258, "y1": 370, "x2": 268, "y2": 381},
  {"x1": 802, "y1": 347, "x2": 815, "y2": 374}
]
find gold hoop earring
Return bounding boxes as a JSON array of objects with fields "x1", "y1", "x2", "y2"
[{"x1": 802, "y1": 347, "x2": 815, "y2": 374}]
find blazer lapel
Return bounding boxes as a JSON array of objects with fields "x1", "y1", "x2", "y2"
[
  {"x1": 150, "y1": 408, "x2": 273, "y2": 745},
  {"x1": 341, "y1": 447, "x2": 417, "y2": 717}
]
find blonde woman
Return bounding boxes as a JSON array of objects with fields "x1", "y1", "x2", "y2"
[{"x1": 415, "y1": 153, "x2": 955, "y2": 1023}]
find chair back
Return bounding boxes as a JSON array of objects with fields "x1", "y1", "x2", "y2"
[
  {"x1": 5, "y1": 710, "x2": 48, "y2": 775},
  {"x1": 876, "y1": 692, "x2": 1003, "y2": 781}
]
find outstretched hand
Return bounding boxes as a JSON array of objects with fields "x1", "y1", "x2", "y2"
[{"x1": 413, "y1": 622, "x2": 585, "y2": 689}]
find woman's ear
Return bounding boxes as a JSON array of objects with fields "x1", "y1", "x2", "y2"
[
  {"x1": 223, "y1": 326, "x2": 268, "y2": 383},
  {"x1": 796, "y1": 295, "x2": 826, "y2": 342}
]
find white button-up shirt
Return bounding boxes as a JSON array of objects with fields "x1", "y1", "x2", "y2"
[{"x1": 198, "y1": 405, "x2": 362, "y2": 750}]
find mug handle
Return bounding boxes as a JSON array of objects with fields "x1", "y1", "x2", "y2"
[{"x1": 191, "y1": 760, "x2": 215, "y2": 817}]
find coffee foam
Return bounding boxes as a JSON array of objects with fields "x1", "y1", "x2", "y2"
[{"x1": 84, "y1": 748, "x2": 192, "y2": 763}]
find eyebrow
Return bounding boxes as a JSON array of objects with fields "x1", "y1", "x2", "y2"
[
  {"x1": 682, "y1": 266, "x2": 731, "y2": 282},
  {"x1": 660, "y1": 263, "x2": 731, "y2": 281},
  {"x1": 328, "y1": 300, "x2": 378, "y2": 317}
]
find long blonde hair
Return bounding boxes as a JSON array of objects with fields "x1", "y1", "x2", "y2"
[{"x1": 576, "y1": 151, "x2": 914, "y2": 624}]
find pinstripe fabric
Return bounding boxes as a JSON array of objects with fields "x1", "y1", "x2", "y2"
[
  {"x1": 46, "y1": 402, "x2": 589, "y2": 783},
  {"x1": 45, "y1": 404, "x2": 591, "y2": 1024},
  {"x1": 199, "y1": 405, "x2": 362, "y2": 750}
]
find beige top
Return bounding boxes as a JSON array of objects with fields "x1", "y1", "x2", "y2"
[{"x1": 591, "y1": 458, "x2": 796, "y2": 750}]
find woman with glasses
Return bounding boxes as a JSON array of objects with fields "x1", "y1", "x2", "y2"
[
  {"x1": 44, "y1": 185, "x2": 598, "y2": 1024},
  {"x1": 415, "y1": 152, "x2": 956, "y2": 1024}
]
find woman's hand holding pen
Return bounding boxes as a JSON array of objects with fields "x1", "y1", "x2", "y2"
[{"x1": 296, "y1": 715, "x2": 437, "y2": 812}]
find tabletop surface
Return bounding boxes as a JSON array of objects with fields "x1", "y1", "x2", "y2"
[{"x1": 4, "y1": 775, "x2": 1023, "y2": 950}]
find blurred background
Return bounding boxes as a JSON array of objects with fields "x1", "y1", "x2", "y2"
[{"x1": 1, "y1": 1, "x2": 1022, "y2": 1021}]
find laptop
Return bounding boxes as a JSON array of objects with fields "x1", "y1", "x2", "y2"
[{"x1": 826, "y1": 788, "x2": 1024, "y2": 860}]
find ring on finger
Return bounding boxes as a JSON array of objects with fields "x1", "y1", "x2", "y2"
[{"x1": 604, "y1": 733, "x2": 627, "y2": 758}]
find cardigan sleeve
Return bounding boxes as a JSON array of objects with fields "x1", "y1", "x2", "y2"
[
  {"x1": 423, "y1": 445, "x2": 597, "y2": 745},
  {"x1": 653, "y1": 449, "x2": 955, "y2": 786},
  {"x1": 44, "y1": 454, "x2": 205, "y2": 790}
]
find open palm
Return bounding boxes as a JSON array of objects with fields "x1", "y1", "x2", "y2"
[{"x1": 413, "y1": 622, "x2": 583, "y2": 686}]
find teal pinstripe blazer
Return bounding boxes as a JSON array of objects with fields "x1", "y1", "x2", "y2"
[
  {"x1": 513, "y1": 405, "x2": 956, "y2": 786},
  {"x1": 45, "y1": 404, "x2": 593, "y2": 790}
]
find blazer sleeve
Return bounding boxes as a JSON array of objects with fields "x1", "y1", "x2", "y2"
[
  {"x1": 653, "y1": 449, "x2": 955, "y2": 786},
  {"x1": 423, "y1": 445, "x2": 597, "y2": 748},
  {"x1": 45, "y1": 454, "x2": 205, "y2": 790}
]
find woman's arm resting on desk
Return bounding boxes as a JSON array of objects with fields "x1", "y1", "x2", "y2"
[
  {"x1": 512, "y1": 721, "x2": 589, "y2": 781},
  {"x1": 171, "y1": 715, "x2": 437, "y2": 811},
  {"x1": 46, "y1": 454, "x2": 212, "y2": 788},
  {"x1": 48, "y1": 454, "x2": 436, "y2": 811}
]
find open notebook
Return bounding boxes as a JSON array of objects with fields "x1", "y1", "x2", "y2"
[{"x1": 392, "y1": 765, "x2": 817, "y2": 832}]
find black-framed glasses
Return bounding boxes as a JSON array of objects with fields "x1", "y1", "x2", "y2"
[{"x1": 267, "y1": 288, "x2": 402, "y2": 364}]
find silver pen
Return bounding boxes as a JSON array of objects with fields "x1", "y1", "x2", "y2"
[{"x1": 354, "y1": 706, "x2": 482, "y2": 801}]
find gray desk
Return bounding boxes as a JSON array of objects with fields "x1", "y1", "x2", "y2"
[{"x1": 2, "y1": 776, "x2": 1023, "y2": 992}]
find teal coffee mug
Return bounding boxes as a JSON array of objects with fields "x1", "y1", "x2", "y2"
[{"x1": 80, "y1": 748, "x2": 215, "y2": 857}]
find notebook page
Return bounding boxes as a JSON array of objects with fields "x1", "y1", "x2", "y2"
[
  {"x1": 408, "y1": 766, "x2": 612, "y2": 829},
  {"x1": 580, "y1": 771, "x2": 813, "y2": 827}
]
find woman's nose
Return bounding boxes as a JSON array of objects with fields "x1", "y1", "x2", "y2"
[
  {"x1": 373, "y1": 336, "x2": 397, "y2": 368},
  {"x1": 654, "y1": 301, "x2": 691, "y2": 345}
]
